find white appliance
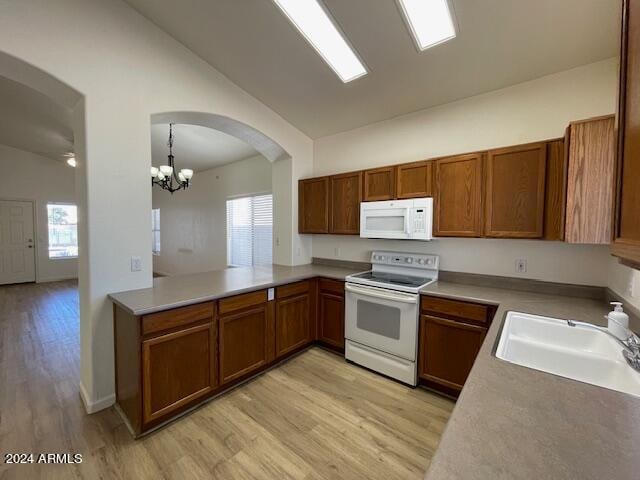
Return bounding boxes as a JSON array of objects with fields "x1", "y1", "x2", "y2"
[
  {"x1": 345, "y1": 251, "x2": 439, "y2": 385},
  {"x1": 360, "y1": 198, "x2": 433, "y2": 240}
]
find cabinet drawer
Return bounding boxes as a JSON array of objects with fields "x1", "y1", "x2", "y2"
[
  {"x1": 421, "y1": 296, "x2": 492, "y2": 325},
  {"x1": 219, "y1": 290, "x2": 267, "y2": 315},
  {"x1": 318, "y1": 278, "x2": 345, "y2": 295},
  {"x1": 142, "y1": 302, "x2": 214, "y2": 336},
  {"x1": 276, "y1": 281, "x2": 310, "y2": 299}
]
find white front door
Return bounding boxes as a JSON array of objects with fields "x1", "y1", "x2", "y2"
[{"x1": 0, "y1": 200, "x2": 36, "y2": 285}]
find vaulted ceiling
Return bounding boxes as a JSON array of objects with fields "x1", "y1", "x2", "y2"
[
  {"x1": 151, "y1": 123, "x2": 259, "y2": 172},
  {"x1": 0, "y1": 75, "x2": 74, "y2": 162},
  {"x1": 125, "y1": 0, "x2": 620, "y2": 138}
]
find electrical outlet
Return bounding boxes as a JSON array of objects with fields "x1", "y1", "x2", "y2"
[
  {"x1": 130, "y1": 256, "x2": 142, "y2": 272},
  {"x1": 515, "y1": 258, "x2": 527, "y2": 274},
  {"x1": 334, "y1": 247, "x2": 340, "y2": 257}
]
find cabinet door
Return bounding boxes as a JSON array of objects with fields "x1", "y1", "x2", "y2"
[
  {"x1": 544, "y1": 140, "x2": 567, "y2": 241},
  {"x1": 613, "y1": 0, "x2": 640, "y2": 265},
  {"x1": 433, "y1": 154, "x2": 484, "y2": 237},
  {"x1": 318, "y1": 292, "x2": 345, "y2": 350},
  {"x1": 418, "y1": 315, "x2": 486, "y2": 392},
  {"x1": 299, "y1": 177, "x2": 329, "y2": 233},
  {"x1": 565, "y1": 116, "x2": 615, "y2": 244},
  {"x1": 142, "y1": 322, "x2": 216, "y2": 425},
  {"x1": 275, "y1": 293, "x2": 311, "y2": 358},
  {"x1": 219, "y1": 305, "x2": 269, "y2": 384},
  {"x1": 485, "y1": 143, "x2": 546, "y2": 238},
  {"x1": 396, "y1": 160, "x2": 432, "y2": 199},
  {"x1": 363, "y1": 167, "x2": 395, "y2": 201},
  {"x1": 330, "y1": 172, "x2": 362, "y2": 234}
]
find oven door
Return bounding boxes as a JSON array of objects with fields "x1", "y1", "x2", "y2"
[{"x1": 345, "y1": 283, "x2": 419, "y2": 361}]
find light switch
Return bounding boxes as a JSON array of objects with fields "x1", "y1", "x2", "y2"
[{"x1": 131, "y1": 256, "x2": 142, "y2": 272}]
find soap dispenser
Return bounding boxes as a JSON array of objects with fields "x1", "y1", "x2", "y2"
[{"x1": 607, "y1": 302, "x2": 630, "y2": 340}]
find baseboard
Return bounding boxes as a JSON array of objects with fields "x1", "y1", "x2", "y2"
[
  {"x1": 79, "y1": 382, "x2": 115, "y2": 414},
  {"x1": 37, "y1": 275, "x2": 78, "y2": 283}
]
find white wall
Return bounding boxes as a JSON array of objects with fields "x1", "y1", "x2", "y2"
[
  {"x1": 312, "y1": 58, "x2": 619, "y2": 287},
  {"x1": 609, "y1": 259, "x2": 640, "y2": 310},
  {"x1": 152, "y1": 155, "x2": 271, "y2": 275},
  {"x1": 0, "y1": 0, "x2": 313, "y2": 411},
  {"x1": 2, "y1": 144, "x2": 77, "y2": 282}
]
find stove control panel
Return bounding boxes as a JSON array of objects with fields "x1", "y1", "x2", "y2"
[{"x1": 370, "y1": 251, "x2": 439, "y2": 270}]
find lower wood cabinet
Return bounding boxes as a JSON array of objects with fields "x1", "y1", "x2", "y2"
[
  {"x1": 418, "y1": 295, "x2": 494, "y2": 396},
  {"x1": 219, "y1": 290, "x2": 271, "y2": 385},
  {"x1": 113, "y1": 278, "x2": 346, "y2": 436},
  {"x1": 142, "y1": 322, "x2": 217, "y2": 424},
  {"x1": 114, "y1": 300, "x2": 217, "y2": 434},
  {"x1": 275, "y1": 281, "x2": 314, "y2": 359},
  {"x1": 317, "y1": 278, "x2": 345, "y2": 351},
  {"x1": 418, "y1": 315, "x2": 486, "y2": 392}
]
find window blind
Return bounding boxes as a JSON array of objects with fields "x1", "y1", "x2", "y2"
[
  {"x1": 151, "y1": 208, "x2": 160, "y2": 255},
  {"x1": 226, "y1": 194, "x2": 273, "y2": 267}
]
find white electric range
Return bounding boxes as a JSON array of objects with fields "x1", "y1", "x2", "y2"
[{"x1": 344, "y1": 251, "x2": 439, "y2": 385}]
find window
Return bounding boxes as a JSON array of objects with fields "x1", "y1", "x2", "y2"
[
  {"x1": 226, "y1": 194, "x2": 273, "y2": 267},
  {"x1": 47, "y1": 204, "x2": 78, "y2": 259},
  {"x1": 152, "y1": 208, "x2": 160, "y2": 255}
]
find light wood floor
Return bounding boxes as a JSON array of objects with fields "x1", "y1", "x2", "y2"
[{"x1": 0, "y1": 281, "x2": 454, "y2": 479}]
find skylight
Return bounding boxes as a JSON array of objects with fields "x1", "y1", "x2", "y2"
[
  {"x1": 398, "y1": 0, "x2": 457, "y2": 51},
  {"x1": 272, "y1": 0, "x2": 367, "y2": 83}
]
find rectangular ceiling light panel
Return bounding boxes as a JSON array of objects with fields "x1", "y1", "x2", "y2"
[
  {"x1": 399, "y1": 0, "x2": 456, "y2": 51},
  {"x1": 272, "y1": 0, "x2": 367, "y2": 83}
]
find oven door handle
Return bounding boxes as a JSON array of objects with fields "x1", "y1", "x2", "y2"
[{"x1": 345, "y1": 283, "x2": 418, "y2": 304}]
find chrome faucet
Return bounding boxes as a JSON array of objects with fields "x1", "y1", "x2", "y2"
[{"x1": 566, "y1": 319, "x2": 640, "y2": 372}]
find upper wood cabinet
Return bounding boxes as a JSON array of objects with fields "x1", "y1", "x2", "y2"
[
  {"x1": 565, "y1": 115, "x2": 616, "y2": 244},
  {"x1": 299, "y1": 177, "x2": 329, "y2": 234},
  {"x1": 433, "y1": 153, "x2": 484, "y2": 237},
  {"x1": 484, "y1": 143, "x2": 547, "y2": 238},
  {"x1": 544, "y1": 140, "x2": 567, "y2": 241},
  {"x1": 330, "y1": 172, "x2": 362, "y2": 234},
  {"x1": 613, "y1": 0, "x2": 640, "y2": 267},
  {"x1": 396, "y1": 160, "x2": 432, "y2": 199},
  {"x1": 363, "y1": 166, "x2": 395, "y2": 201}
]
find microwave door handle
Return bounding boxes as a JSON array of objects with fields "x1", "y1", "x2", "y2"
[{"x1": 345, "y1": 283, "x2": 418, "y2": 304}]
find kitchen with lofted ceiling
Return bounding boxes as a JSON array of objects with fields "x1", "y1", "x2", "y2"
[{"x1": 1, "y1": 0, "x2": 639, "y2": 479}]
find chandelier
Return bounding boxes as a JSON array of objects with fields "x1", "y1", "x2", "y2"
[{"x1": 150, "y1": 123, "x2": 194, "y2": 193}]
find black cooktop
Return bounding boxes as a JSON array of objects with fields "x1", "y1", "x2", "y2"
[{"x1": 349, "y1": 271, "x2": 432, "y2": 288}]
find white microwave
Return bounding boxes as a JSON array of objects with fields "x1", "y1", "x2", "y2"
[{"x1": 360, "y1": 198, "x2": 433, "y2": 240}]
